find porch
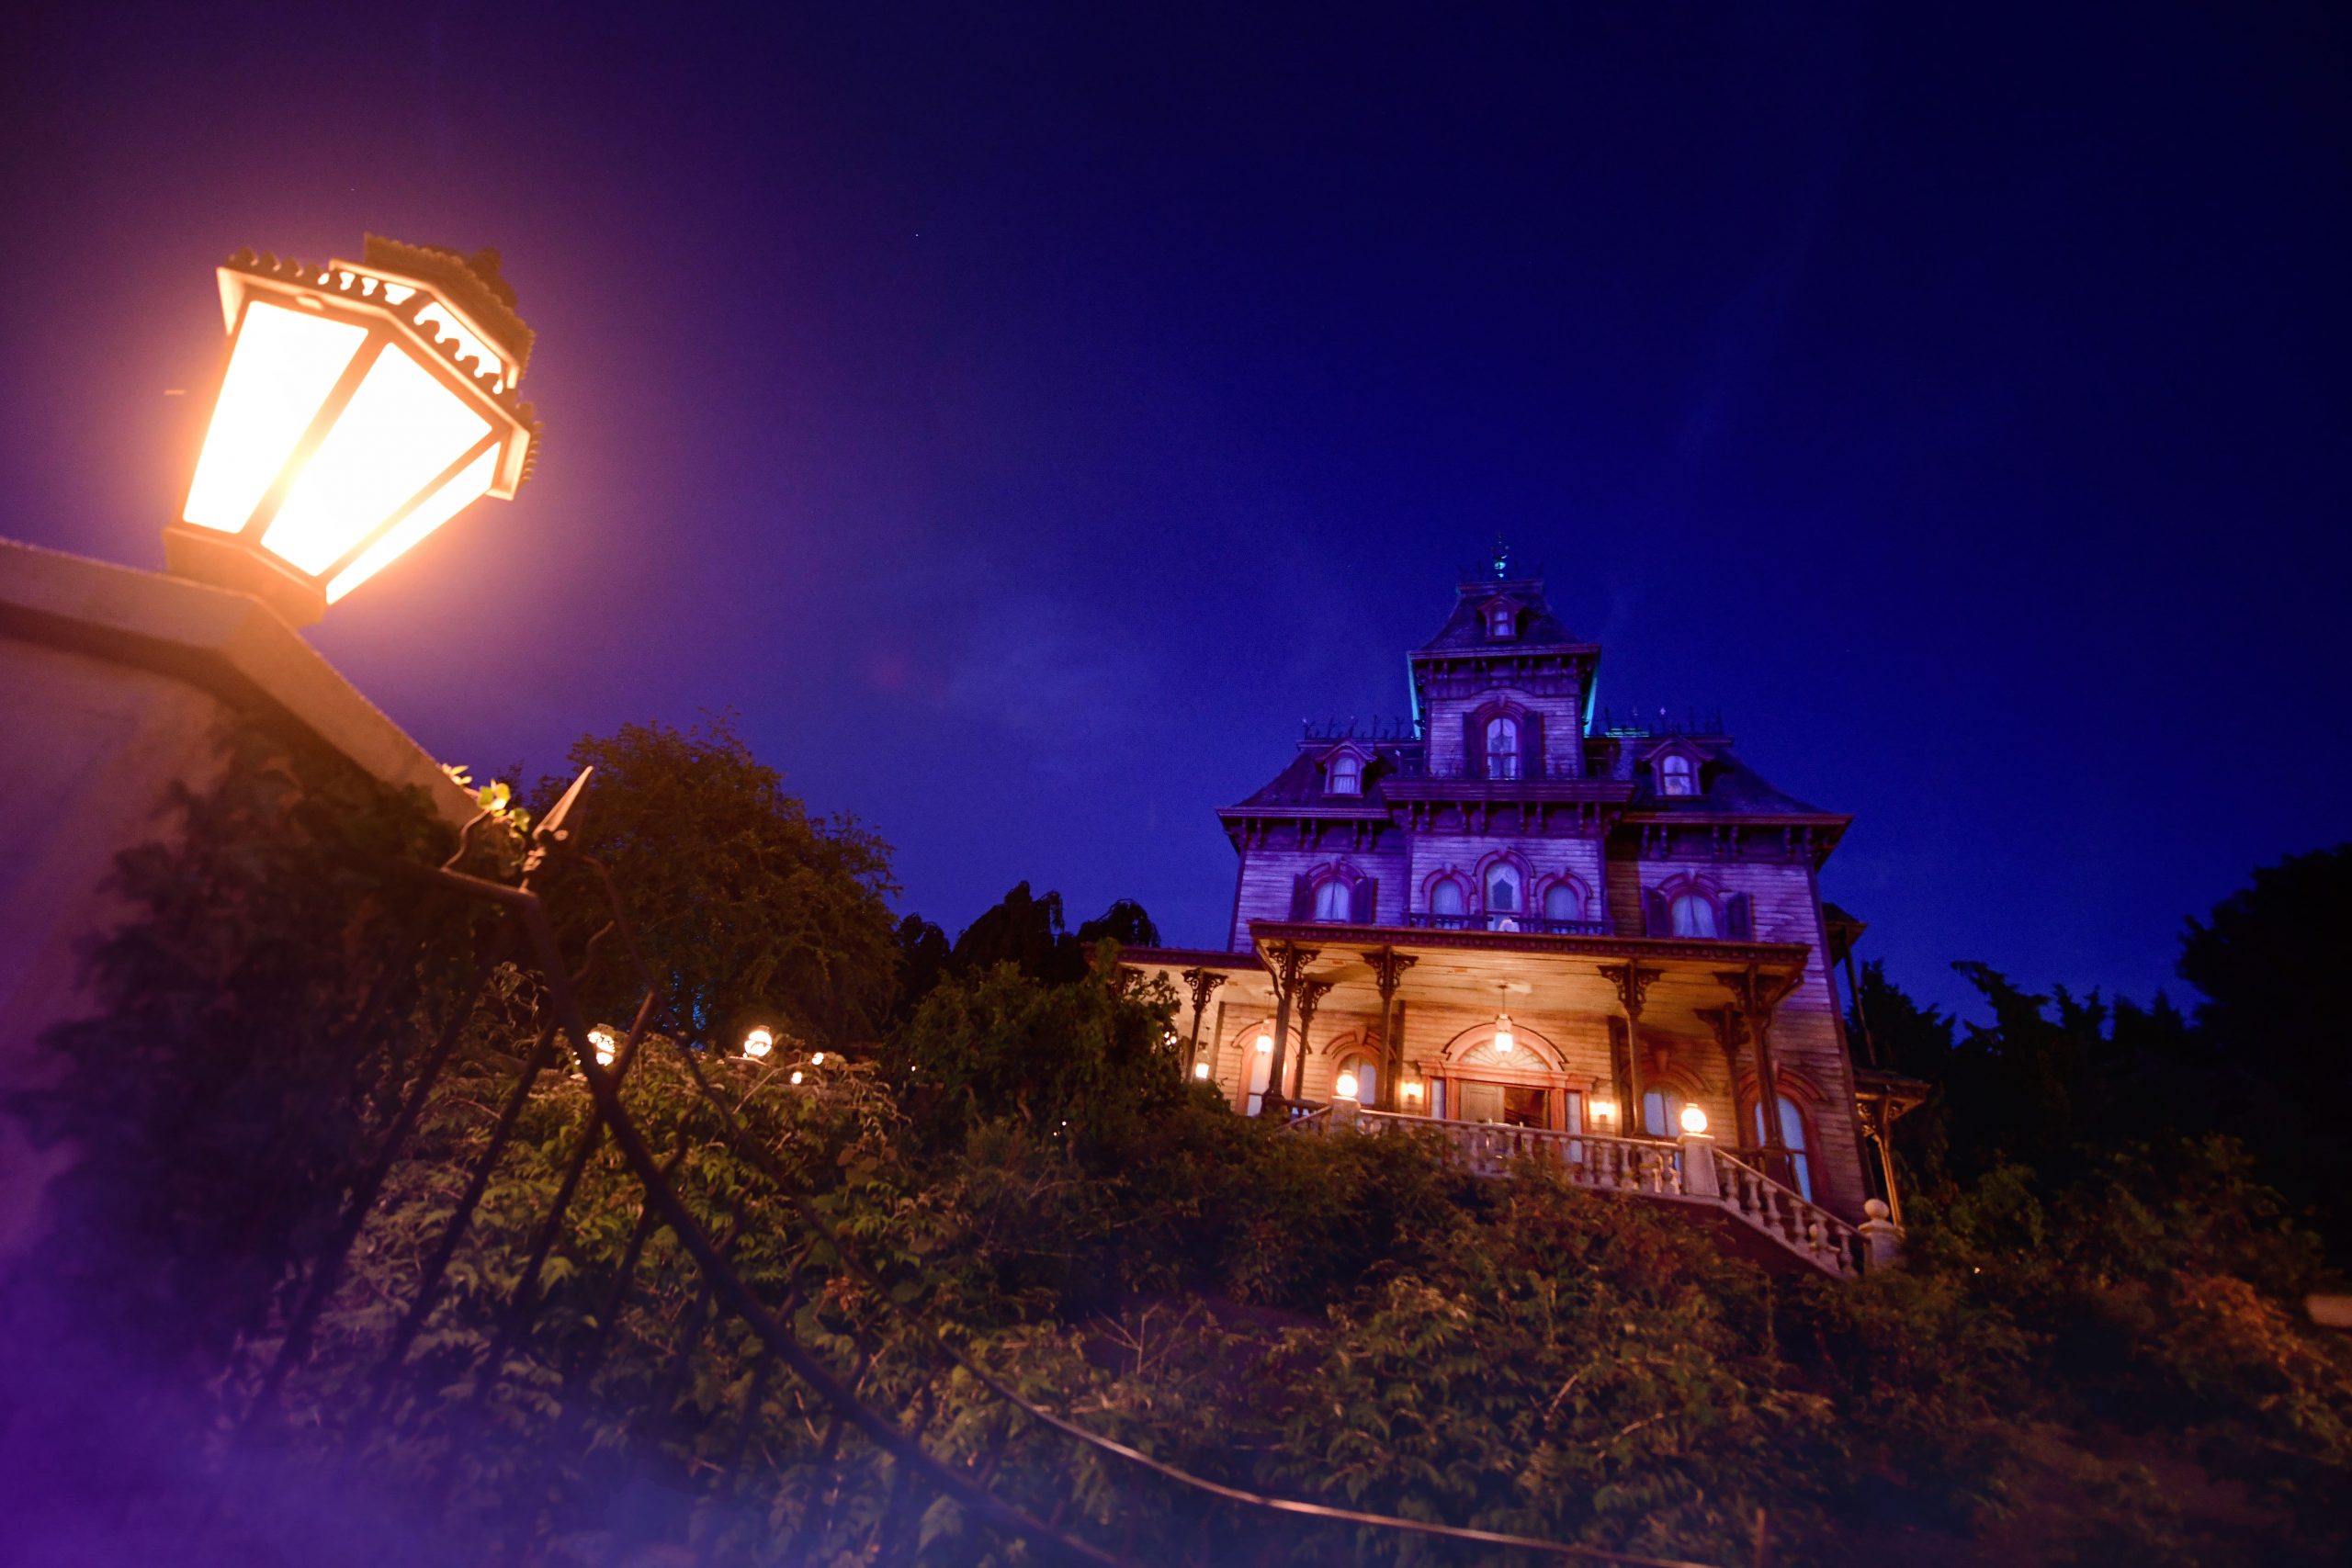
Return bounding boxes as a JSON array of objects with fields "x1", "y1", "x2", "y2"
[{"x1": 1132, "y1": 919, "x2": 1885, "y2": 1237}]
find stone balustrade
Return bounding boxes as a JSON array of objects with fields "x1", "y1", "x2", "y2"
[{"x1": 1304, "y1": 1104, "x2": 1886, "y2": 1278}]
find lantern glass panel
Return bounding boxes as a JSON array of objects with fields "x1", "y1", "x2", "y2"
[
  {"x1": 263, "y1": 345, "x2": 490, "y2": 574},
  {"x1": 185, "y1": 302, "x2": 369, "y2": 534},
  {"x1": 326, "y1": 445, "x2": 499, "y2": 603}
]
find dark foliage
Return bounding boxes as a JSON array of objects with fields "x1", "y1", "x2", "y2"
[{"x1": 531, "y1": 716, "x2": 899, "y2": 1049}]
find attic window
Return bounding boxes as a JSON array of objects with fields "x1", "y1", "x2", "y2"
[
  {"x1": 1659, "y1": 753, "x2": 1697, "y2": 796},
  {"x1": 1329, "y1": 754, "x2": 1362, "y2": 795},
  {"x1": 1487, "y1": 605, "x2": 1515, "y2": 639}
]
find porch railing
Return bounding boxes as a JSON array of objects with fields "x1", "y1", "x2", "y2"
[
  {"x1": 1401, "y1": 913, "x2": 1611, "y2": 936},
  {"x1": 1352, "y1": 1111, "x2": 1683, "y2": 1193},
  {"x1": 1312, "y1": 1110, "x2": 1879, "y2": 1278},
  {"x1": 1714, "y1": 1150, "x2": 1864, "y2": 1278}
]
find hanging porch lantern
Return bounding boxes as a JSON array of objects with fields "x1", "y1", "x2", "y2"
[{"x1": 164, "y1": 236, "x2": 539, "y2": 626}]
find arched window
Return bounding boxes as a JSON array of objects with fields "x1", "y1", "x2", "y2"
[
  {"x1": 1660, "y1": 753, "x2": 1697, "y2": 796},
  {"x1": 1751, "y1": 1097, "x2": 1814, "y2": 1201},
  {"x1": 1668, "y1": 892, "x2": 1718, "y2": 939},
  {"x1": 1543, "y1": 882, "x2": 1580, "y2": 921},
  {"x1": 1430, "y1": 878, "x2": 1466, "y2": 918},
  {"x1": 1486, "y1": 864, "x2": 1520, "y2": 916},
  {"x1": 1312, "y1": 877, "x2": 1351, "y2": 922},
  {"x1": 1329, "y1": 753, "x2": 1362, "y2": 795},
  {"x1": 1485, "y1": 716, "x2": 1520, "y2": 780},
  {"x1": 1641, "y1": 1088, "x2": 1685, "y2": 1139},
  {"x1": 1335, "y1": 1053, "x2": 1377, "y2": 1106}
]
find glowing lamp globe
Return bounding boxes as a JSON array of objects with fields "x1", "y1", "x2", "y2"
[
  {"x1": 1193, "y1": 1061, "x2": 1211, "y2": 1080},
  {"x1": 1492, "y1": 1011, "x2": 1515, "y2": 1055},
  {"x1": 1590, "y1": 1098, "x2": 1618, "y2": 1125},
  {"x1": 742, "y1": 1026, "x2": 775, "y2": 1060},
  {"x1": 1335, "y1": 1071, "x2": 1360, "y2": 1101},
  {"x1": 1255, "y1": 1030, "x2": 1273, "y2": 1055},
  {"x1": 1679, "y1": 1105, "x2": 1710, "y2": 1135},
  {"x1": 164, "y1": 236, "x2": 539, "y2": 626},
  {"x1": 588, "y1": 1027, "x2": 617, "y2": 1068}
]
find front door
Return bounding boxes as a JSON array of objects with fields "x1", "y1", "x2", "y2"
[{"x1": 1458, "y1": 1081, "x2": 1504, "y2": 1122}]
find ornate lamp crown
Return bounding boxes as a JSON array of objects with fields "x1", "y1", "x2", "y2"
[{"x1": 165, "y1": 235, "x2": 542, "y2": 626}]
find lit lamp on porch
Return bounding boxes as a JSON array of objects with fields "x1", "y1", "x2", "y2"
[
  {"x1": 1401, "y1": 1078, "x2": 1423, "y2": 1106},
  {"x1": 164, "y1": 238, "x2": 539, "y2": 627},
  {"x1": 1334, "y1": 1070, "x2": 1361, "y2": 1102},
  {"x1": 1256, "y1": 1029, "x2": 1274, "y2": 1055},
  {"x1": 1492, "y1": 1010, "x2": 1515, "y2": 1055},
  {"x1": 1193, "y1": 1061, "x2": 1212, "y2": 1080},
  {"x1": 1590, "y1": 1097, "x2": 1618, "y2": 1130},
  {"x1": 1679, "y1": 1104, "x2": 1709, "y2": 1136}
]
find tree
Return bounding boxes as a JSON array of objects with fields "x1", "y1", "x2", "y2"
[
  {"x1": 2177, "y1": 843, "x2": 2352, "y2": 1254},
  {"x1": 890, "y1": 913, "x2": 952, "y2": 1022},
  {"x1": 534, "y1": 716, "x2": 899, "y2": 1048},
  {"x1": 936, "y1": 885, "x2": 1159, "y2": 987}
]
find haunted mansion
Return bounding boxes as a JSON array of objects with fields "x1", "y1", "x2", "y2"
[{"x1": 1123, "y1": 564, "x2": 1912, "y2": 1269}]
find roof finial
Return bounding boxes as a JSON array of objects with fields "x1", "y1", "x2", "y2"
[{"x1": 1491, "y1": 535, "x2": 1511, "y2": 580}]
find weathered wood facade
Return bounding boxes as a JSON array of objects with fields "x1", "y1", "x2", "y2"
[{"x1": 1127, "y1": 565, "x2": 1881, "y2": 1226}]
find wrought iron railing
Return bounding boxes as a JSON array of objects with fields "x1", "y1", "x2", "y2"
[
  {"x1": 174, "y1": 773, "x2": 1736, "y2": 1567},
  {"x1": 1404, "y1": 912, "x2": 1611, "y2": 936}
]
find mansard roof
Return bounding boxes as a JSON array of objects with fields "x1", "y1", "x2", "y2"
[
  {"x1": 1416, "y1": 576, "x2": 1584, "y2": 653},
  {"x1": 1627, "y1": 748, "x2": 1833, "y2": 817},
  {"x1": 1226, "y1": 744, "x2": 1418, "y2": 812}
]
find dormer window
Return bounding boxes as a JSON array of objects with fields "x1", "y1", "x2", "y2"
[
  {"x1": 1329, "y1": 753, "x2": 1362, "y2": 795},
  {"x1": 1659, "y1": 752, "x2": 1697, "y2": 796},
  {"x1": 1487, "y1": 605, "x2": 1516, "y2": 639}
]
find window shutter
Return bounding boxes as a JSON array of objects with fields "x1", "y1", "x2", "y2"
[
  {"x1": 1288, "y1": 874, "x2": 1314, "y2": 920},
  {"x1": 1521, "y1": 712, "x2": 1545, "y2": 779},
  {"x1": 1724, "y1": 892, "x2": 1754, "y2": 940},
  {"x1": 1351, "y1": 877, "x2": 1377, "y2": 924},
  {"x1": 1643, "y1": 886, "x2": 1671, "y2": 937},
  {"x1": 1462, "y1": 714, "x2": 1485, "y2": 779}
]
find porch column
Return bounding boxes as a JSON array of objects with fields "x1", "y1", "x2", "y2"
[
  {"x1": 1365, "y1": 947, "x2": 1418, "y2": 1110},
  {"x1": 1179, "y1": 966, "x2": 1227, "y2": 1075},
  {"x1": 1258, "y1": 942, "x2": 1318, "y2": 1118},
  {"x1": 1598, "y1": 963, "x2": 1660, "y2": 1135},
  {"x1": 1290, "y1": 978, "x2": 1333, "y2": 1100},
  {"x1": 1717, "y1": 964, "x2": 1803, "y2": 1184},
  {"x1": 1696, "y1": 1004, "x2": 1752, "y2": 1150},
  {"x1": 1858, "y1": 1092, "x2": 1905, "y2": 1226}
]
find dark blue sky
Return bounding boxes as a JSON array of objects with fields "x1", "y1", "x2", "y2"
[{"x1": 5, "y1": 4, "x2": 2344, "y2": 1018}]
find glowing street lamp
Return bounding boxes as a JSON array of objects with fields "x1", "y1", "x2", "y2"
[
  {"x1": 1193, "y1": 1061, "x2": 1212, "y2": 1080},
  {"x1": 587, "y1": 1027, "x2": 618, "y2": 1069},
  {"x1": 742, "y1": 1026, "x2": 775, "y2": 1060},
  {"x1": 164, "y1": 236, "x2": 539, "y2": 626}
]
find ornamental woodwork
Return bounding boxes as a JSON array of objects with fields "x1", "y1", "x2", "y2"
[{"x1": 1596, "y1": 962, "x2": 1662, "y2": 1021}]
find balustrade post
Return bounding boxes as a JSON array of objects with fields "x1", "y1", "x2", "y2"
[
  {"x1": 1679, "y1": 1131, "x2": 1720, "y2": 1199},
  {"x1": 1857, "y1": 1199, "x2": 1904, "y2": 1272}
]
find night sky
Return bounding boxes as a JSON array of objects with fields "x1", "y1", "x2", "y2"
[{"x1": 5, "y1": 5, "x2": 2344, "y2": 1018}]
